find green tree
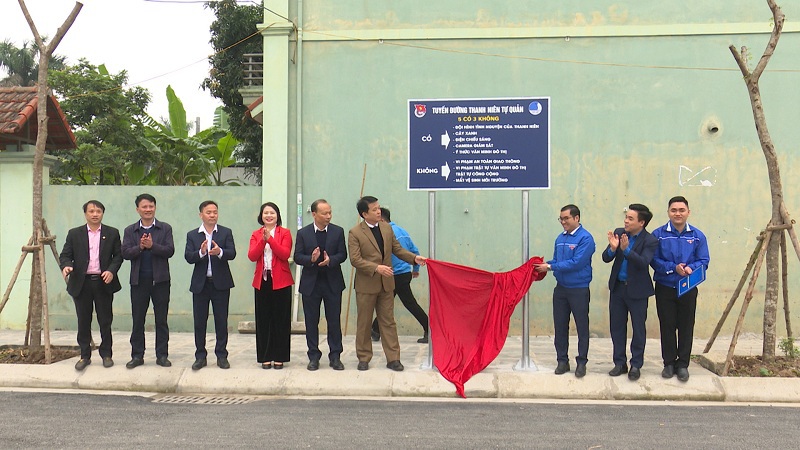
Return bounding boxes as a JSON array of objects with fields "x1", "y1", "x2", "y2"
[
  {"x1": 49, "y1": 59, "x2": 151, "y2": 184},
  {"x1": 202, "y1": 0, "x2": 263, "y2": 183},
  {"x1": 0, "y1": 39, "x2": 66, "y2": 87}
]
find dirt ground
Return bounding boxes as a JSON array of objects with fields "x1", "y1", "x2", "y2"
[
  {"x1": 726, "y1": 355, "x2": 800, "y2": 377},
  {"x1": 0, "y1": 346, "x2": 80, "y2": 364}
]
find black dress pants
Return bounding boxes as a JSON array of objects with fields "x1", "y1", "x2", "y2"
[
  {"x1": 73, "y1": 275, "x2": 114, "y2": 360},
  {"x1": 254, "y1": 275, "x2": 292, "y2": 363},
  {"x1": 192, "y1": 278, "x2": 230, "y2": 360},
  {"x1": 552, "y1": 285, "x2": 590, "y2": 365},
  {"x1": 655, "y1": 282, "x2": 698, "y2": 369},
  {"x1": 301, "y1": 281, "x2": 343, "y2": 362},
  {"x1": 129, "y1": 276, "x2": 170, "y2": 359}
]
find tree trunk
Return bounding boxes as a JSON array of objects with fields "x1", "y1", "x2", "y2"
[
  {"x1": 17, "y1": 0, "x2": 83, "y2": 347},
  {"x1": 729, "y1": 0, "x2": 785, "y2": 360}
]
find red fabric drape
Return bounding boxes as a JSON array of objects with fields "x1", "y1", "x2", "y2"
[{"x1": 427, "y1": 257, "x2": 546, "y2": 398}]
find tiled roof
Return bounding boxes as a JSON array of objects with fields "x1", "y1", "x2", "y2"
[{"x1": 0, "y1": 86, "x2": 77, "y2": 150}]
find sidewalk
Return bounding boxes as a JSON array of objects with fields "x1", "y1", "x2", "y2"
[{"x1": 0, "y1": 330, "x2": 798, "y2": 402}]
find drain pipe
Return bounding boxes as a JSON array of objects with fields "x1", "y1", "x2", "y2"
[{"x1": 291, "y1": 0, "x2": 305, "y2": 331}]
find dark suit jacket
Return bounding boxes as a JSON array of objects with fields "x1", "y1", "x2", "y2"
[
  {"x1": 602, "y1": 227, "x2": 658, "y2": 298},
  {"x1": 184, "y1": 225, "x2": 236, "y2": 294},
  {"x1": 348, "y1": 221, "x2": 417, "y2": 295},
  {"x1": 59, "y1": 224, "x2": 123, "y2": 298},
  {"x1": 121, "y1": 219, "x2": 175, "y2": 285},
  {"x1": 293, "y1": 223, "x2": 347, "y2": 295}
]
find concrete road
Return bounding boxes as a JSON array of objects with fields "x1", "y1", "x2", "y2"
[{"x1": 0, "y1": 390, "x2": 798, "y2": 448}]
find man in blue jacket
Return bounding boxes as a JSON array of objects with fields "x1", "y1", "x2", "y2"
[
  {"x1": 651, "y1": 196, "x2": 710, "y2": 382},
  {"x1": 535, "y1": 204, "x2": 596, "y2": 378}
]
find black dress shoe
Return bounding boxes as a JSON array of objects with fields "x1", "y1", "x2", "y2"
[
  {"x1": 156, "y1": 356, "x2": 172, "y2": 367},
  {"x1": 217, "y1": 357, "x2": 230, "y2": 369},
  {"x1": 273, "y1": 362, "x2": 284, "y2": 370},
  {"x1": 676, "y1": 367, "x2": 690, "y2": 382},
  {"x1": 102, "y1": 357, "x2": 114, "y2": 368},
  {"x1": 371, "y1": 330, "x2": 380, "y2": 342},
  {"x1": 575, "y1": 363, "x2": 586, "y2": 378},
  {"x1": 191, "y1": 358, "x2": 207, "y2": 370},
  {"x1": 126, "y1": 357, "x2": 144, "y2": 369},
  {"x1": 554, "y1": 362, "x2": 570, "y2": 375},
  {"x1": 386, "y1": 360, "x2": 404, "y2": 372},
  {"x1": 75, "y1": 358, "x2": 91, "y2": 371},
  {"x1": 608, "y1": 365, "x2": 628, "y2": 377},
  {"x1": 357, "y1": 361, "x2": 369, "y2": 371},
  {"x1": 329, "y1": 359, "x2": 345, "y2": 371},
  {"x1": 417, "y1": 334, "x2": 429, "y2": 344},
  {"x1": 661, "y1": 365, "x2": 675, "y2": 379},
  {"x1": 628, "y1": 367, "x2": 641, "y2": 381},
  {"x1": 307, "y1": 359, "x2": 320, "y2": 371}
]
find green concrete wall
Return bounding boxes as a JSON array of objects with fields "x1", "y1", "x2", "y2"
[{"x1": 276, "y1": 0, "x2": 800, "y2": 338}]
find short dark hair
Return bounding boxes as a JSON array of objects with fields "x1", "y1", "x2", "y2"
[
  {"x1": 357, "y1": 195, "x2": 378, "y2": 218},
  {"x1": 628, "y1": 203, "x2": 653, "y2": 228},
  {"x1": 380, "y1": 207, "x2": 391, "y2": 222},
  {"x1": 668, "y1": 196, "x2": 689, "y2": 209},
  {"x1": 561, "y1": 204, "x2": 580, "y2": 220},
  {"x1": 83, "y1": 200, "x2": 105, "y2": 213},
  {"x1": 257, "y1": 202, "x2": 282, "y2": 227},
  {"x1": 135, "y1": 193, "x2": 156, "y2": 207},
  {"x1": 310, "y1": 199, "x2": 328, "y2": 213},
  {"x1": 199, "y1": 200, "x2": 218, "y2": 212}
]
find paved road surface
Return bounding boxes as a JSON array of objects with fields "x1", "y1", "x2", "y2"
[{"x1": 0, "y1": 390, "x2": 797, "y2": 448}]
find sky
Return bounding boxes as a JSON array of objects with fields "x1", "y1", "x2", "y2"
[{"x1": 1, "y1": 0, "x2": 224, "y2": 130}]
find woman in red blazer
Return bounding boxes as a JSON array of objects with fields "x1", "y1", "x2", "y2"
[{"x1": 247, "y1": 202, "x2": 294, "y2": 369}]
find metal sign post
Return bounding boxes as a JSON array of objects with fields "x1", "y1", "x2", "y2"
[{"x1": 514, "y1": 190, "x2": 538, "y2": 371}]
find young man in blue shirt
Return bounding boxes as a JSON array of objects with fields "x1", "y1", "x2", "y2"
[
  {"x1": 535, "y1": 204, "x2": 596, "y2": 378},
  {"x1": 651, "y1": 196, "x2": 710, "y2": 382}
]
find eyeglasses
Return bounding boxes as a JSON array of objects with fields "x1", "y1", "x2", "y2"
[{"x1": 557, "y1": 216, "x2": 573, "y2": 223}]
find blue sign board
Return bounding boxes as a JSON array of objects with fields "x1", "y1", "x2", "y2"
[{"x1": 408, "y1": 97, "x2": 550, "y2": 190}]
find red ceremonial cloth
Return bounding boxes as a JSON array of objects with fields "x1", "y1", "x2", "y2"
[{"x1": 427, "y1": 257, "x2": 546, "y2": 398}]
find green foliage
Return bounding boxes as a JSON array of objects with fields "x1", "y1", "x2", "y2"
[
  {"x1": 779, "y1": 337, "x2": 800, "y2": 359},
  {"x1": 49, "y1": 59, "x2": 152, "y2": 185},
  {"x1": 0, "y1": 38, "x2": 66, "y2": 87},
  {"x1": 202, "y1": 0, "x2": 263, "y2": 183},
  {"x1": 139, "y1": 85, "x2": 239, "y2": 186},
  {"x1": 758, "y1": 367, "x2": 773, "y2": 377}
]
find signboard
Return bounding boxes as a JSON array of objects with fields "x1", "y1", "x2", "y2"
[{"x1": 408, "y1": 97, "x2": 550, "y2": 190}]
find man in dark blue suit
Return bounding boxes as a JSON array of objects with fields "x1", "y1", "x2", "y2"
[
  {"x1": 294, "y1": 199, "x2": 348, "y2": 371},
  {"x1": 184, "y1": 200, "x2": 236, "y2": 370},
  {"x1": 59, "y1": 200, "x2": 123, "y2": 371},
  {"x1": 602, "y1": 203, "x2": 658, "y2": 381}
]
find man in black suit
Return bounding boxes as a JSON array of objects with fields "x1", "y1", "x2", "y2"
[
  {"x1": 294, "y1": 199, "x2": 348, "y2": 371},
  {"x1": 602, "y1": 203, "x2": 659, "y2": 381},
  {"x1": 59, "y1": 200, "x2": 123, "y2": 371},
  {"x1": 121, "y1": 193, "x2": 175, "y2": 369},
  {"x1": 184, "y1": 200, "x2": 236, "y2": 370}
]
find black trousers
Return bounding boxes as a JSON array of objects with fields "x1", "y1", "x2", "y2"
[
  {"x1": 371, "y1": 272, "x2": 429, "y2": 337},
  {"x1": 301, "y1": 280, "x2": 343, "y2": 362},
  {"x1": 609, "y1": 283, "x2": 648, "y2": 368},
  {"x1": 254, "y1": 275, "x2": 292, "y2": 363},
  {"x1": 73, "y1": 276, "x2": 114, "y2": 359},
  {"x1": 129, "y1": 276, "x2": 170, "y2": 359},
  {"x1": 655, "y1": 282, "x2": 697, "y2": 369},
  {"x1": 553, "y1": 285, "x2": 590, "y2": 365},
  {"x1": 192, "y1": 278, "x2": 230, "y2": 360}
]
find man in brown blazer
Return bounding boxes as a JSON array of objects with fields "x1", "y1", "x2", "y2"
[{"x1": 349, "y1": 196, "x2": 427, "y2": 371}]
